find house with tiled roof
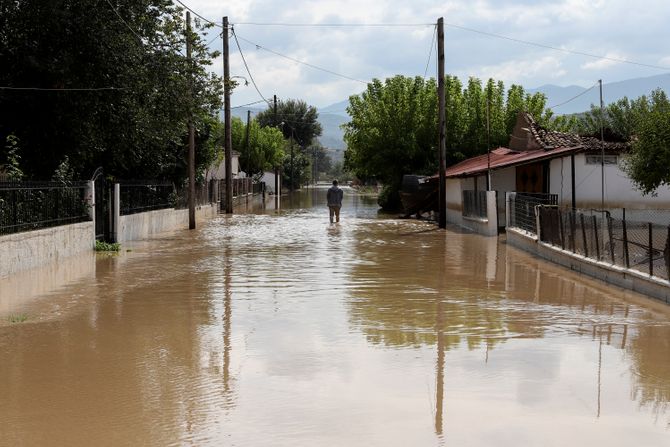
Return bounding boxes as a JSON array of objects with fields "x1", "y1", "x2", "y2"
[{"x1": 444, "y1": 112, "x2": 670, "y2": 234}]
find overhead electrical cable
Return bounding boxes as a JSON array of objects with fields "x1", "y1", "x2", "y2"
[
  {"x1": 0, "y1": 86, "x2": 126, "y2": 91},
  {"x1": 231, "y1": 28, "x2": 272, "y2": 106},
  {"x1": 423, "y1": 25, "x2": 437, "y2": 79},
  {"x1": 173, "y1": 0, "x2": 222, "y2": 26},
  {"x1": 232, "y1": 22, "x2": 435, "y2": 27},
  {"x1": 443, "y1": 22, "x2": 670, "y2": 71},
  {"x1": 105, "y1": 0, "x2": 145, "y2": 42},
  {"x1": 234, "y1": 33, "x2": 368, "y2": 85},
  {"x1": 547, "y1": 81, "x2": 599, "y2": 109},
  {"x1": 232, "y1": 99, "x2": 267, "y2": 109}
]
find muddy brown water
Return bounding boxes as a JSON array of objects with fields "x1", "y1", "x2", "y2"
[{"x1": 1, "y1": 187, "x2": 669, "y2": 446}]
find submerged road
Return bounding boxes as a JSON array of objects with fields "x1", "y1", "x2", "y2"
[{"x1": 1, "y1": 186, "x2": 669, "y2": 446}]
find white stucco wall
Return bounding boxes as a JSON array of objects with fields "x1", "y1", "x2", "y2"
[
  {"x1": 491, "y1": 167, "x2": 516, "y2": 226},
  {"x1": 549, "y1": 154, "x2": 670, "y2": 209},
  {"x1": 261, "y1": 171, "x2": 277, "y2": 193},
  {"x1": 0, "y1": 221, "x2": 95, "y2": 279},
  {"x1": 117, "y1": 205, "x2": 219, "y2": 243}
]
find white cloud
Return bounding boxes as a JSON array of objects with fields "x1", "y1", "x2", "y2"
[
  {"x1": 187, "y1": 0, "x2": 670, "y2": 106},
  {"x1": 581, "y1": 53, "x2": 627, "y2": 71}
]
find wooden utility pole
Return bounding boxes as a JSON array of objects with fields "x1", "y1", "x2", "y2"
[
  {"x1": 437, "y1": 18, "x2": 446, "y2": 229},
  {"x1": 245, "y1": 109, "x2": 251, "y2": 175},
  {"x1": 186, "y1": 11, "x2": 196, "y2": 229},
  {"x1": 274, "y1": 95, "x2": 279, "y2": 199},
  {"x1": 223, "y1": 16, "x2": 233, "y2": 214}
]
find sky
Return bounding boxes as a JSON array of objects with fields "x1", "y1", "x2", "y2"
[{"x1": 182, "y1": 0, "x2": 670, "y2": 109}]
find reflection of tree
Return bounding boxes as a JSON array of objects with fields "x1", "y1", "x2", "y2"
[{"x1": 627, "y1": 324, "x2": 670, "y2": 422}]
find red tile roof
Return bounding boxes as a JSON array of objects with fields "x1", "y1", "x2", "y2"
[{"x1": 442, "y1": 112, "x2": 630, "y2": 178}]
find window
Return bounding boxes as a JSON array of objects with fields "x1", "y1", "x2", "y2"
[{"x1": 585, "y1": 153, "x2": 618, "y2": 165}]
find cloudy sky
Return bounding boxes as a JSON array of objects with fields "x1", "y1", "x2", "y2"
[{"x1": 184, "y1": 0, "x2": 670, "y2": 108}]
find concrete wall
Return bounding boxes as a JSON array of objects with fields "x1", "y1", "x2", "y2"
[
  {"x1": 507, "y1": 227, "x2": 670, "y2": 304},
  {"x1": 0, "y1": 222, "x2": 95, "y2": 279},
  {"x1": 117, "y1": 204, "x2": 219, "y2": 243},
  {"x1": 549, "y1": 153, "x2": 670, "y2": 209}
]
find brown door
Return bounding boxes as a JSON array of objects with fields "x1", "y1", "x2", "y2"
[{"x1": 516, "y1": 163, "x2": 544, "y2": 193}]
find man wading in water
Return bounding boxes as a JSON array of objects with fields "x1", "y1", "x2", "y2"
[{"x1": 327, "y1": 179, "x2": 343, "y2": 223}]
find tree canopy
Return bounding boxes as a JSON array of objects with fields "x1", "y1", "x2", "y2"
[
  {"x1": 0, "y1": 0, "x2": 222, "y2": 181},
  {"x1": 343, "y1": 75, "x2": 551, "y2": 208},
  {"x1": 256, "y1": 99, "x2": 323, "y2": 148},
  {"x1": 232, "y1": 117, "x2": 286, "y2": 181}
]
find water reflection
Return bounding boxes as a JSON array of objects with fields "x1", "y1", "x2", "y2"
[{"x1": 0, "y1": 187, "x2": 669, "y2": 446}]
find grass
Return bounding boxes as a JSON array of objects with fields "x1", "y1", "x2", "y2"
[
  {"x1": 95, "y1": 240, "x2": 121, "y2": 252},
  {"x1": 8, "y1": 313, "x2": 28, "y2": 324}
]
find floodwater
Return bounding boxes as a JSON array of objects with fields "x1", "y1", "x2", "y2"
[{"x1": 1, "y1": 187, "x2": 670, "y2": 446}]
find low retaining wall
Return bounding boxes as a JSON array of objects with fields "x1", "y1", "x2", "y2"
[
  {"x1": 0, "y1": 221, "x2": 95, "y2": 279},
  {"x1": 117, "y1": 204, "x2": 219, "y2": 243},
  {"x1": 507, "y1": 227, "x2": 670, "y2": 303}
]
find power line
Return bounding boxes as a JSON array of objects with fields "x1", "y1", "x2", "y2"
[
  {"x1": 173, "y1": 0, "x2": 221, "y2": 27},
  {"x1": 231, "y1": 28, "x2": 271, "y2": 106},
  {"x1": 444, "y1": 22, "x2": 670, "y2": 71},
  {"x1": 234, "y1": 33, "x2": 368, "y2": 85},
  {"x1": 423, "y1": 25, "x2": 437, "y2": 79},
  {"x1": 232, "y1": 99, "x2": 267, "y2": 109},
  {"x1": 547, "y1": 81, "x2": 599, "y2": 109},
  {"x1": 104, "y1": 0, "x2": 145, "y2": 42},
  {"x1": 0, "y1": 86, "x2": 126, "y2": 91},
  {"x1": 232, "y1": 22, "x2": 435, "y2": 27}
]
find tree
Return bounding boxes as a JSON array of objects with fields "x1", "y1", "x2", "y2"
[
  {"x1": 343, "y1": 74, "x2": 551, "y2": 209},
  {"x1": 256, "y1": 99, "x2": 323, "y2": 148},
  {"x1": 623, "y1": 90, "x2": 670, "y2": 194},
  {"x1": 0, "y1": 0, "x2": 222, "y2": 182}
]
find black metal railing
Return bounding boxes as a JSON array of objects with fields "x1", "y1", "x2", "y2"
[
  {"x1": 0, "y1": 181, "x2": 91, "y2": 235},
  {"x1": 462, "y1": 190, "x2": 488, "y2": 219},
  {"x1": 539, "y1": 207, "x2": 670, "y2": 280},
  {"x1": 119, "y1": 181, "x2": 174, "y2": 216},
  {"x1": 508, "y1": 192, "x2": 558, "y2": 234}
]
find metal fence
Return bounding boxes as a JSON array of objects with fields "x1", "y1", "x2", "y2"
[
  {"x1": 0, "y1": 181, "x2": 91, "y2": 235},
  {"x1": 539, "y1": 207, "x2": 670, "y2": 280},
  {"x1": 119, "y1": 181, "x2": 174, "y2": 216},
  {"x1": 219, "y1": 178, "x2": 262, "y2": 206},
  {"x1": 462, "y1": 190, "x2": 488, "y2": 219},
  {"x1": 508, "y1": 192, "x2": 558, "y2": 233}
]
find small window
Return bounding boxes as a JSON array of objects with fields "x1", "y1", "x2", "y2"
[{"x1": 585, "y1": 153, "x2": 618, "y2": 165}]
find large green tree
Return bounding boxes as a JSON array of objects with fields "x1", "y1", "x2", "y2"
[
  {"x1": 343, "y1": 74, "x2": 550, "y2": 209},
  {"x1": 256, "y1": 99, "x2": 322, "y2": 148},
  {"x1": 0, "y1": 0, "x2": 222, "y2": 181},
  {"x1": 233, "y1": 117, "x2": 286, "y2": 181}
]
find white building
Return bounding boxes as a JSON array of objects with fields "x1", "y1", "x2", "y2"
[{"x1": 445, "y1": 112, "x2": 670, "y2": 230}]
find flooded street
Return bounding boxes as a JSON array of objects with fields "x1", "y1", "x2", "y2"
[{"x1": 1, "y1": 187, "x2": 670, "y2": 446}]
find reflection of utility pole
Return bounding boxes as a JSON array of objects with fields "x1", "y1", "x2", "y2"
[
  {"x1": 435, "y1": 299, "x2": 445, "y2": 436},
  {"x1": 274, "y1": 95, "x2": 279, "y2": 203}
]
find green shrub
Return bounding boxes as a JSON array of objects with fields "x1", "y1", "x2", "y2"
[{"x1": 95, "y1": 240, "x2": 120, "y2": 252}]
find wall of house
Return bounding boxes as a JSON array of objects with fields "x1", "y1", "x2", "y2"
[
  {"x1": 491, "y1": 167, "x2": 516, "y2": 226},
  {"x1": 445, "y1": 183, "x2": 498, "y2": 236},
  {"x1": 0, "y1": 222, "x2": 95, "y2": 279},
  {"x1": 261, "y1": 171, "x2": 278, "y2": 193},
  {"x1": 549, "y1": 154, "x2": 670, "y2": 210},
  {"x1": 206, "y1": 154, "x2": 241, "y2": 181}
]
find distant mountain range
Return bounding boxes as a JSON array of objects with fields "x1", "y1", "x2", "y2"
[
  {"x1": 530, "y1": 73, "x2": 670, "y2": 114},
  {"x1": 225, "y1": 73, "x2": 670, "y2": 156}
]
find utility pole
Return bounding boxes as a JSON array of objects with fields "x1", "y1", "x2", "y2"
[
  {"x1": 245, "y1": 109, "x2": 251, "y2": 176},
  {"x1": 223, "y1": 16, "x2": 233, "y2": 214},
  {"x1": 599, "y1": 79, "x2": 605, "y2": 212},
  {"x1": 273, "y1": 95, "x2": 280, "y2": 200},
  {"x1": 186, "y1": 11, "x2": 196, "y2": 230},
  {"x1": 486, "y1": 98, "x2": 491, "y2": 191},
  {"x1": 437, "y1": 18, "x2": 446, "y2": 229}
]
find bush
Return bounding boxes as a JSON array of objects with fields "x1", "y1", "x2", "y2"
[{"x1": 377, "y1": 184, "x2": 401, "y2": 211}]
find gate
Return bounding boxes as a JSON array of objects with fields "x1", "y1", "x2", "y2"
[{"x1": 92, "y1": 168, "x2": 114, "y2": 241}]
